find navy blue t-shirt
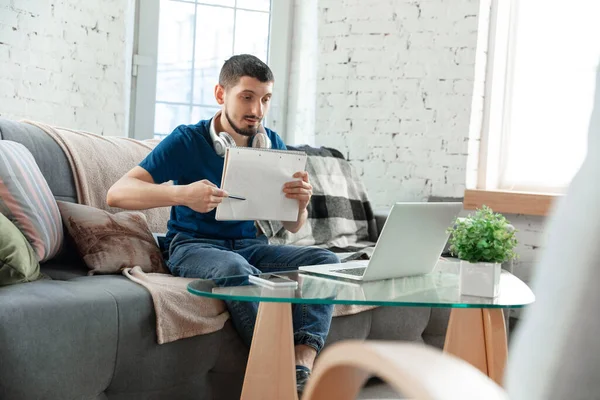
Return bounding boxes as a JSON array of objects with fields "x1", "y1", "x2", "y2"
[{"x1": 139, "y1": 118, "x2": 287, "y2": 241}]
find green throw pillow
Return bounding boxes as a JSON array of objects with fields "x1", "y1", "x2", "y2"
[{"x1": 0, "y1": 213, "x2": 41, "y2": 286}]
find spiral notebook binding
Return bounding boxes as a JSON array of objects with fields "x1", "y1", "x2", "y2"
[{"x1": 228, "y1": 147, "x2": 306, "y2": 156}]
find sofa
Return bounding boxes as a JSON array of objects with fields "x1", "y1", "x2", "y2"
[{"x1": 0, "y1": 118, "x2": 451, "y2": 400}]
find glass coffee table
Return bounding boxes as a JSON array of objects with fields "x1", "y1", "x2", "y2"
[{"x1": 188, "y1": 263, "x2": 534, "y2": 400}]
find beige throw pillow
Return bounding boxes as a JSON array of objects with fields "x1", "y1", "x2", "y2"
[{"x1": 57, "y1": 201, "x2": 167, "y2": 275}]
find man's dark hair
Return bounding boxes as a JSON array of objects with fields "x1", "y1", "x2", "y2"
[{"x1": 219, "y1": 54, "x2": 274, "y2": 89}]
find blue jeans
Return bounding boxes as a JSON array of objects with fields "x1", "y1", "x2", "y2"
[{"x1": 166, "y1": 233, "x2": 339, "y2": 354}]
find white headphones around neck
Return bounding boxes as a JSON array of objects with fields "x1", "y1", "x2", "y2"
[{"x1": 209, "y1": 111, "x2": 272, "y2": 157}]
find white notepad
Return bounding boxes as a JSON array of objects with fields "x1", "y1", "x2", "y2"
[{"x1": 216, "y1": 147, "x2": 308, "y2": 222}]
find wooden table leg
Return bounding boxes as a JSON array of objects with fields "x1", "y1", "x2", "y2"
[
  {"x1": 443, "y1": 308, "x2": 508, "y2": 385},
  {"x1": 482, "y1": 309, "x2": 508, "y2": 384},
  {"x1": 241, "y1": 302, "x2": 298, "y2": 400}
]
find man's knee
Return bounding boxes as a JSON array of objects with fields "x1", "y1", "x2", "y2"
[
  {"x1": 311, "y1": 248, "x2": 340, "y2": 265},
  {"x1": 212, "y1": 257, "x2": 258, "y2": 277},
  {"x1": 169, "y1": 245, "x2": 258, "y2": 278}
]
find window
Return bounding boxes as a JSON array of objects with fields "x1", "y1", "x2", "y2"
[
  {"x1": 477, "y1": 0, "x2": 600, "y2": 195},
  {"x1": 130, "y1": 0, "x2": 292, "y2": 140}
]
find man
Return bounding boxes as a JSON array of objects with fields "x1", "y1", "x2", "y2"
[{"x1": 107, "y1": 54, "x2": 339, "y2": 395}]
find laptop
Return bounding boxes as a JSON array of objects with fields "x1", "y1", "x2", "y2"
[{"x1": 299, "y1": 202, "x2": 463, "y2": 281}]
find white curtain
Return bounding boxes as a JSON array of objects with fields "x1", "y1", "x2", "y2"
[{"x1": 285, "y1": 0, "x2": 318, "y2": 146}]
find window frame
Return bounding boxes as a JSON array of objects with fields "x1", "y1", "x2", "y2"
[
  {"x1": 468, "y1": 0, "x2": 562, "y2": 215},
  {"x1": 128, "y1": 0, "x2": 293, "y2": 141}
]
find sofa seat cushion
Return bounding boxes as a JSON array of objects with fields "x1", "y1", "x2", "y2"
[
  {"x1": 0, "y1": 270, "x2": 444, "y2": 400},
  {"x1": 68, "y1": 275, "x2": 225, "y2": 398},
  {"x1": 0, "y1": 279, "x2": 118, "y2": 399}
]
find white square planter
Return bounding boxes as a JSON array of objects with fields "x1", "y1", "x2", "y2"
[{"x1": 459, "y1": 261, "x2": 501, "y2": 298}]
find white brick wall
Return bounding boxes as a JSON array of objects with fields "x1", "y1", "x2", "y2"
[
  {"x1": 316, "y1": 0, "x2": 481, "y2": 205},
  {"x1": 0, "y1": 0, "x2": 132, "y2": 135},
  {"x1": 314, "y1": 0, "x2": 545, "y2": 283}
]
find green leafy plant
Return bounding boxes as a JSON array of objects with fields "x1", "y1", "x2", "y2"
[{"x1": 446, "y1": 205, "x2": 518, "y2": 264}]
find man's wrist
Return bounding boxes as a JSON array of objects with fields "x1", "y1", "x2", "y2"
[{"x1": 173, "y1": 184, "x2": 188, "y2": 206}]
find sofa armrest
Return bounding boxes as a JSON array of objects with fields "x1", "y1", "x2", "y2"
[{"x1": 303, "y1": 341, "x2": 508, "y2": 400}]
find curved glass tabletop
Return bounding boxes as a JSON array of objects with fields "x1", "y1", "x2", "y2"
[{"x1": 187, "y1": 263, "x2": 535, "y2": 309}]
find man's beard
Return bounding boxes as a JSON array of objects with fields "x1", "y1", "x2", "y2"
[{"x1": 225, "y1": 110, "x2": 260, "y2": 137}]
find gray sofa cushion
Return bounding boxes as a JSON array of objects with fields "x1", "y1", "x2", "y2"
[
  {"x1": 367, "y1": 306, "x2": 432, "y2": 343},
  {"x1": 0, "y1": 280, "x2": 118, "y2": 400},
  {"x1": 69, "y1": 275, "x2": 223, "y2": 399},
  {"x1": 0, "y1": 270, "x2": 449, "y2": 400}
]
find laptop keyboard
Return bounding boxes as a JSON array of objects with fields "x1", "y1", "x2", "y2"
[{"x1": 332, "y1": 267, "x2": 366, "y2": 276}]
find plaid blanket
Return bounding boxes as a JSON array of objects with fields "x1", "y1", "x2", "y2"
[{"x1": 256, "y1": 145, "x2": 377, "y2": 253}]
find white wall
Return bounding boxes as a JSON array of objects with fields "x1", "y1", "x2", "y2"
[
  {"x1": 312, "y1": 0, "x2": 545, "y2": 282},
  {"x1": 316, "y1": 0, "x2": 480, "y2": 204},
  {"x1": 0, "y1": 0, "x2": 134, "y2": 135}
]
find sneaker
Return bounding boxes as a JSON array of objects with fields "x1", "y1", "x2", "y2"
[{"x1": 296, "y1": 367, "x2": 311, "y2": 398}]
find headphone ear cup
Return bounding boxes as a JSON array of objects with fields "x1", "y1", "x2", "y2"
[
  {"x1": 213, "y1": 138, "x2": 225, "y2": 157},
  {"x1": 212, "y1": 135, "x2": 226, "y2": 157},
  {"x1": 220, "y1": 132, "x2": 237, "y2": 148},
  {"x1": 252, "y1": 133, "x2": 272, "y2": 149},
  {"x1": 213, "y1": 132, "x2": 236, "y2": 157}
]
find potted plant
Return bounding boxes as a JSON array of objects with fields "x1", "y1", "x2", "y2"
[{"x1": 446, "y1": 206, "x2": 518, "y2": 297}]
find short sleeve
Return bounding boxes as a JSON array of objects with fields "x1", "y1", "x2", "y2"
[
  {"x1": 139, "y1": 126, "x2": 190, "y2": 184},
  {"x1": 270, "y1": 131, "x2": 287, "y2": 150}
]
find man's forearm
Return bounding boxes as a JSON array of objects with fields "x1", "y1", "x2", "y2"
[
  {"x1": 282, "y1": 208, "x2": 308, "y2": 233},
  {"x1": 107, "y1": 177, "x2": 184, "y2": 210}
]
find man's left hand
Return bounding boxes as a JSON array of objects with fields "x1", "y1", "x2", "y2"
[{"x1": 283, "y1": 171, "x2": 312, "y2": 212}]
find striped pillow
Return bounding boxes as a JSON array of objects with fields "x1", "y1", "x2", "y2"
[{"x1": 0, "y1": 141, "x2": 63, "y2": 262}]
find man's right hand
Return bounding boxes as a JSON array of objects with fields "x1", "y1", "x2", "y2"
[
  {"x1": 180, "y1": 179, "x2": 228, "y2": 213},
  {"x1": 107, "y1": 167, "x2": 228, "y2": 213}
]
